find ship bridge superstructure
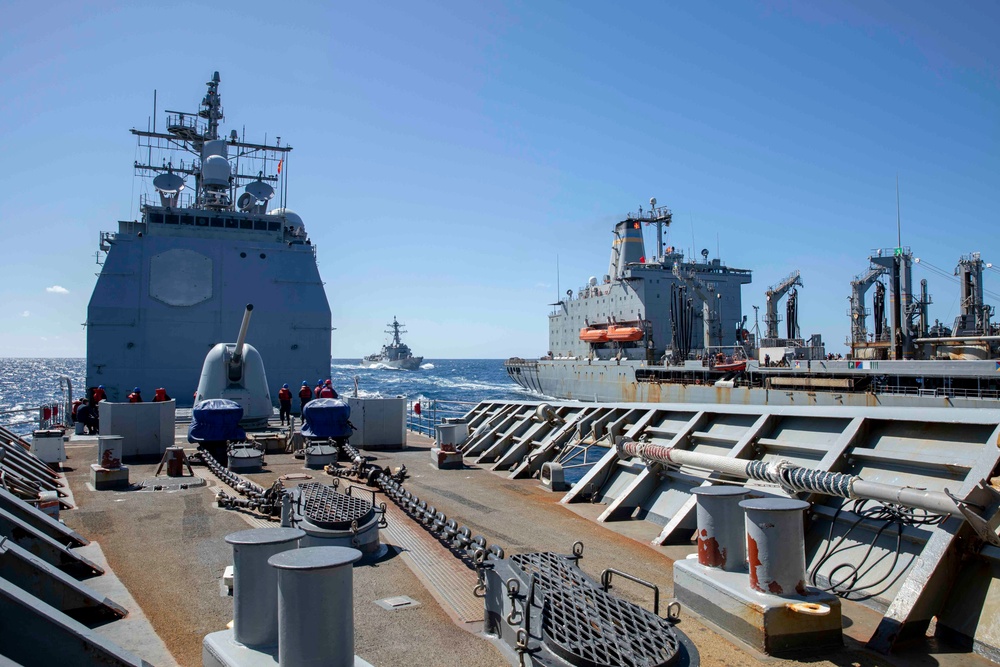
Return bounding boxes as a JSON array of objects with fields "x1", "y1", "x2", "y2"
[
  {"x1": 86, "y1": 72, "x2": 331, "y2": 406},
  {"x1": 548, "y1": 200, "x2": 752, "y2": 362}
]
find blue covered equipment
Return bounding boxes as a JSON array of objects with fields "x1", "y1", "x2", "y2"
[
  {"x1": 188, "y1": 399, "x2": 247, "y2": 443},
  {"x1": 302, "y1": 398, "x2": 352, "y2": 439}
]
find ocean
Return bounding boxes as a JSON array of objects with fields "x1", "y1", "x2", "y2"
[{"x1": 0, "y1": 358, "x2": 534, "y2": 435}]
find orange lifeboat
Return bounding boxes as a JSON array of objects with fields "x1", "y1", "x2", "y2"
[
  {"x1": 579, "y1": 327, "x2": 609, "y2": 343},
  {"x1": 607, "y1": 325, "x2": 644, "y2": 342}
]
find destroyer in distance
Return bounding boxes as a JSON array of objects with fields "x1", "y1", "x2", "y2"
[{"x1": 506, "y1": 198, "x2": 1000, "y2": 408}]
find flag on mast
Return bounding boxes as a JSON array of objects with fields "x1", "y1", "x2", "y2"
[{"x1": 277, "y1": 159, "x2": 283, "y2": 175}]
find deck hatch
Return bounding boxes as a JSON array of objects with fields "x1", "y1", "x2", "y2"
[{"x1": 299, "y1": 483, "x2": 375, "y2": 530}]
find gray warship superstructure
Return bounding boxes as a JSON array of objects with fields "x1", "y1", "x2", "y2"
[
  {"x1": 363, "y1": 317, "x2": 423, "y2": 370},
  {"x1": 86, "y1": 72, "x2": 331, "y2": 406},
  {"x1": 506, "y1": 199, "x2": 1000, "y2": 408}
]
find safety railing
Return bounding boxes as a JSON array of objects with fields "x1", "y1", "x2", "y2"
[
  {"x1": 405, "y1": 399, "x2": 479, "y2": 438},
  {"x1": 0, "y1": 402, "x2": 68, "y2": 435},
  {"x1": 872, "y1": 384, "x2": 1000, "y2": 400}
]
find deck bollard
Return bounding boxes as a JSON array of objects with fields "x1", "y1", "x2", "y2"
[
  {"x1": 225, "y1": 528, "x2": 305, "y2": 648},
  {"x1": 739, "y1": 498, "x2": 810, "y2": 596},
  {"x1": 691, "y1": 486, "x2": 750, "y2": 571},
  {"x1": 269, "y1": 546, "x2": 362, "y2": 667}
]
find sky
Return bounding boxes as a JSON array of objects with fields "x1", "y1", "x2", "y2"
[{"x1": 1, "y1": 1, "x2": 998, "y2": 358}]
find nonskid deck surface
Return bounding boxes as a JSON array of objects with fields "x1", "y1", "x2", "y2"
[{"x1": 61, "y1": 425, "x2": 994, "y2": 667}]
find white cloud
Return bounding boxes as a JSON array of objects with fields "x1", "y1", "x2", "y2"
[
  {"x1": 46, "y1": 285, "x2": 69, "y2": 294},
  {"x1": 21, "y1": 311, "x2": 29, "y2": 317}
]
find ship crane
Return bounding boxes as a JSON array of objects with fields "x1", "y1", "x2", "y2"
[
  {"x1": 763, "y1": 271, "x2": 802, "y2": 340},
  {"x1": 849, "y1": 265, "x2": 888, "y2": 345},
  {"x1": 672, "y1": 264, "x2": 718, "y2": 352}
]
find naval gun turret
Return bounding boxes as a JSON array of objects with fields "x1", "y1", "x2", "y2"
[{"x1": 195, "y1": 304, "x2": 273, "y2": 429}]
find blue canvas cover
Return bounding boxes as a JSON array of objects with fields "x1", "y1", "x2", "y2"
[
  {"x1": 188, "y1": 399, "x2": 246, "y2": 443},
  {"x1": 302, "y1": 398, "x2": 352, "y2": 438}
]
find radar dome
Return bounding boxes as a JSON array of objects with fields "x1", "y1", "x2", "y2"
[
  {"x1": 202, "y1": 155, "x2": 231, "y2": 187},
  {"x1": 588, "y1": 276, "x2": 598, "y2": 287},
  {"x1": 268, "y1": 208, "x2": 306, "y2": 235}
]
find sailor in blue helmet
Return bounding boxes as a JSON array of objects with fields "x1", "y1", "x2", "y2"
[
  {"x1": 92, "y1": 385, "x2": 107, "y2": 403},
  {"x1": 298, "y1": 381, "x2": 312, "y2": 416},
  {"x1": 314, "y1": 379, "x2": 324, "y2": 401},
  {"x1": 128, "y1": 387, "x2": 143, "y2": 403},
  {"x1": 278, "y1": 383, "x2": 293, "y2": 425}
]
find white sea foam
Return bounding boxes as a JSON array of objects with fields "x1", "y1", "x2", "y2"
[{"x1": 420, "y1": 363, "x2": 435, "y2": 370}]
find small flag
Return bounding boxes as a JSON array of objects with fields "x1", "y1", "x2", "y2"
[
  {"x1": 995, "y1": 361, "x2": 1000, "y2": 371},
  {"x1": 639, "y1": 256, "x2": 645, "y2": 263},
  {"x1": 277, "y1": 159, "x2": 283, "y2": 175}
]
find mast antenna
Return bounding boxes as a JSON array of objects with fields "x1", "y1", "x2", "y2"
[
  {"x1": 556, "y1": 254, "x2": 560, "y2": 304},
  {"x1": 896, "y1": 174, "x2": 902, "y2": 249}
]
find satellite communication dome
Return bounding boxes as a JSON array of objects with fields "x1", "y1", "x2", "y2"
[
  {"x1": 588, "y1": 276, "x2": 598, "y2": 287},
  {"x1": 268, "y1": 208, "x2": 305, "y2": 235},
  {"x1": 201, "y1": 139, "x2": 228, "y2": 160},
  {"x1": 202, "y1": 155, "x2": 231, "y2": 187}
]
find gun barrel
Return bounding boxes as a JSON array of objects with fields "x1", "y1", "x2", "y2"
[{"x1": 234, "y1": 304, "x2": 254, "y2": 360}]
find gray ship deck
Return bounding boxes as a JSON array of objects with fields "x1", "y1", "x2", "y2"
[{"x1": 59, "y1": 423, "x2": 991, "y2": 667}]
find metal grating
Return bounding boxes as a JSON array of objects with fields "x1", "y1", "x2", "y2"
[
  {"x1": 299, "y1": 483, "x2": 374, "y2": 530},
  {"x1": 510, "y1": 551, "x2": 591, "y2": 598},
  {"x1": 543, "y1": 588, "x2": 681, "y2": 667}
]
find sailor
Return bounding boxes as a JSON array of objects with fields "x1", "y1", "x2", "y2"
[
  {"x1": 278, "y1": 383, "x2": 293, "y2": 425},
  {"x1": 298, "y1": 381, "x2": 312, "y2": 414},
  {"x1": 76, "y1": 400, "x2": 99, "y2": 435},
  {"x1": 314, "y1": 379, "x2": 324, "y2": 400},
  {"x1": 152, "y1": 388, "x2": 171, "y2": 402},
  {"x1": 92, "y1": 385, "x2": 107, "y2": 403},
  {"x1": 128, "y1": 387, "x2": 143, "y2": 403},
  {"x1": 319, "y1": 379, "x2": 338, "y2": 399}
]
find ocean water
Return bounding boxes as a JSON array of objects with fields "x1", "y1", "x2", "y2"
[{"x1": 0, "y1": 357, "x2": 534, "y2": 434}]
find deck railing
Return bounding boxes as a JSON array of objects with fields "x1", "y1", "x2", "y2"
[{"x1": 405, "y1": 399, "x2": 479, "y2": 438}]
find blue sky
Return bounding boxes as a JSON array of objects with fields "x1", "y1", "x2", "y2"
[{"x1": 1, "y1": 1, "x2": 997, "y2": 358}]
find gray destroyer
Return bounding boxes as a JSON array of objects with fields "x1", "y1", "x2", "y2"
[
  {"x1": 506, "y1": 198, "x2": 1000, "y2": 408},
  {"x1": 86, "y1": 72, "x2": 332, "y2": 405},
  {"x1": 363, "y1": 317, "x2": 424, "y2": 370}
]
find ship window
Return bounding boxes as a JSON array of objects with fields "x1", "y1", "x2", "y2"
[
  {"x1": 240, "y1": 252, "x2": 247, "y2": 258},
  {"x1": 259, "y1": 253, "x2": 266, "y2": 259},
  {"x1": 225, "y1": 218, "x2": 238, "y2": 229},
  {"x1": 149, "y1": 212, "x2": 164, "y2": 224},
  {"x1": 210, "y1": 218, "x2": 223, "y2": 228},
  {"x1": 181, "y1": 215, "x2": 194, "y2": 225},
  {"x1": 254, "y1": 220, "x2": 268, "y2": 231},
  {"x1": 165, "y1": 214, "x2": 179, "y2": 225},
  {"x1": 190, "y1": 216, "x2": 204, "y2": 226},
  {"x1": 268, "y1": 221, "x2": 281, "y2": 232},
  {"x1": 240, "y1": 220, "x2": 253, "y2": 230}
]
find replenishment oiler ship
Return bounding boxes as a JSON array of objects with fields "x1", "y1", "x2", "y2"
[
  {"x1": 506, "y1": 198, "x2": 1000, "y2": 408},
  {"x1": 85, "y1": 72, "x2": 331, "y2": 405}
]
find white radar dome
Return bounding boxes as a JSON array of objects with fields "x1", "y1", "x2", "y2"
[
  {"x1": 202, "y1": 155, "x2": 232, "y2": 187},
  {"x1": 588, "y1": 276, "x2": 598, "y2": 287},
  {"x1": 268, "y1": 208, "x2": 306, "y2": 235}
]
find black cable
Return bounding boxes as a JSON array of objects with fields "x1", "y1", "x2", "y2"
[{"x1": 809, "y1": 499, "x2": 945, "y2": 600}]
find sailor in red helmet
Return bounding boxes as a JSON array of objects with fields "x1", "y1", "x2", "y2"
[
  {"x1": 278, "y1": 383, "x2": 293, "y2": 425},
  {"x1": 319, "y1": 379, "x2": 338, "y2": 399}
]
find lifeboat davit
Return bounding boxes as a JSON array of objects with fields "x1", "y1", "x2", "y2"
[
  {"x1": 606, "y1": 325, "x2": 644, "y2": 342},
  {"x1": 579, "y1": 327, "x2": 609, "y2": 343}
]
